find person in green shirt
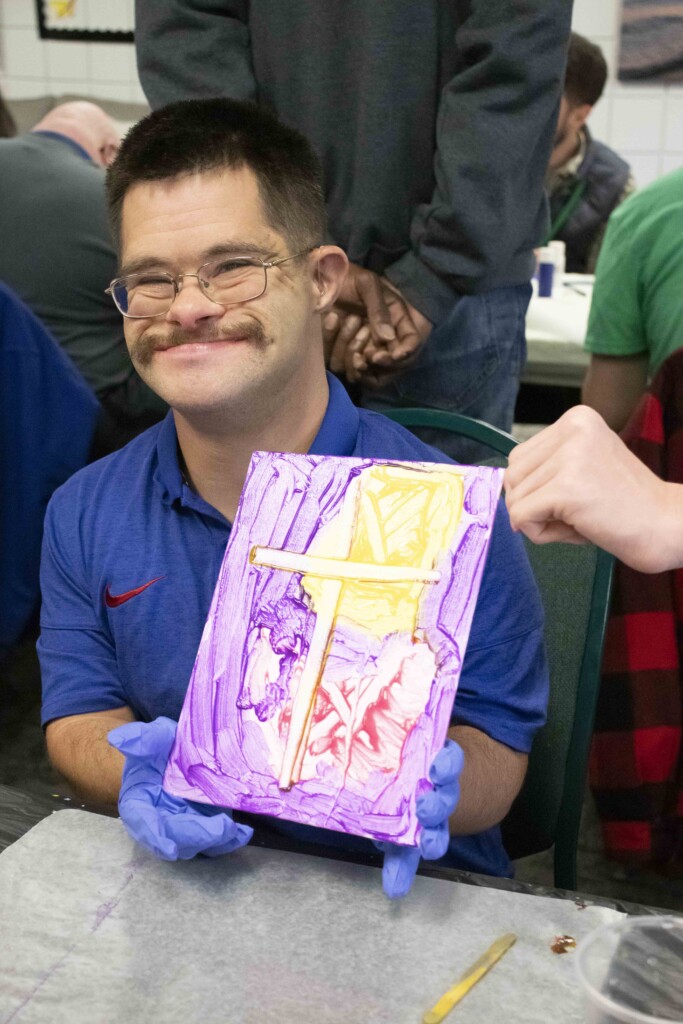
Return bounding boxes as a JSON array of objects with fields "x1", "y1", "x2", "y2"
[{"x1": 582, "y1": 166, "x2": 683, "y2": 432}]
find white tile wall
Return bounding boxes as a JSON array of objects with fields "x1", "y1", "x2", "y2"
[
  {"x1": 0, "y1": 0, "x2": 37, "y2": 29},
  {"x1": 571, "y1": 0, "x2": 620, "y2": 40},
  {"x1": 661, "y1": 153, "x2": 683, "y2": 176},
  {"x1": 2, "y1": 25, "x2": 47, "y2": 78},
  {"x1": 45, "y1": 39, "x2": 89, "y2": 81},
  {"x1": 610, "y1": 89, "x2": 665, "y2": 152},
  {"x1": 619, "y1": 152, "x2": 663, "y2": 185},
  {"x1": 664, "y1": 93, "x2": 683, "y2": 152},
  {"x1": 0, "y1": 0, "x2": 682, "y2": 187},
  {"x1": 129, "y1": 77, "x2": 147, "y2": 105},
  {"x1": 86, "y1": 41, "x2": 134, "y2": 83},
  {"x1": 586, "y1": 93, "x2": 611, "y2": 142},
  {"x1": 0, "y1": 0, "x2": 142, "y2": 106},
  {"x1": 1, "y1": 76, "x2": 47, "y2": 99}
]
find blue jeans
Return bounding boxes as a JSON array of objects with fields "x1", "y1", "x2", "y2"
[{"x1": 362, "y1": 283, "x2": 530, "y2": 463}]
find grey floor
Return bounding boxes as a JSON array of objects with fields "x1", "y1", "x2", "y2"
[{"x1": 2, "y1": 627, "x2": 682, "y2": 913}]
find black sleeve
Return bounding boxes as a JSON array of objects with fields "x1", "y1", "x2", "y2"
[{"x1": 135, "y1": 0, "x2": 256, "y2": 108}]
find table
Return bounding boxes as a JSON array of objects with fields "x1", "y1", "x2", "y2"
[
  {"x1": 522, "y1": 279, "x2": 593, "y2": 391},
  {"x1": 0, "y1": 784, "x2": 658, "y2": 914},
  {"x1": 0, "y1": 808, "x2": 623, "y2": 1024},
  {"x1": 0, "y1": 785, "x2": 667, "y2": 1024}
]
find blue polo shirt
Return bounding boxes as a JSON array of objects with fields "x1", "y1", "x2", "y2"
[{"x1": 39, "y1": 374, "x2": 547, "y2": 877}]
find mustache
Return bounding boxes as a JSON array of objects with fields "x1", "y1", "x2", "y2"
[{"x1": 130, "y1": 319, "x2": 267, "y2": 367}]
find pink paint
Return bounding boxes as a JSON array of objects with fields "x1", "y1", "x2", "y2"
[{"x1": 163, "y1": 453, "x2": 503, "y2": 845}]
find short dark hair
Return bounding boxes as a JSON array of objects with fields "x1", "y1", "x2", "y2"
[
  {"x1": 106, "y1": 98, "x2": 326, "y2": 250},
  {"x1": 564, "y1": 32, "x2": 607, "y2": 108}
]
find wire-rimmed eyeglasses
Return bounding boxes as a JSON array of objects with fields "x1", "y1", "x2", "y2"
[{"x1": 105, "y1": 247, "x2": 317, "y2": 319}]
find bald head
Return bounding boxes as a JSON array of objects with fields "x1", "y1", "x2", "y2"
[{"x1": 33, "y1": 101, "x2": 120, "y2": 167}]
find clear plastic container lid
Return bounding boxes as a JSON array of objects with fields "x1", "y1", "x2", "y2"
[{"x1": 576, "y1": 916, "x2": 683, "y2": 1023}]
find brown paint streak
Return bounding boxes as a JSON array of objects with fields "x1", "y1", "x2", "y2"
[{"x1": 551, "y1": 935, "x2": 577, "y2": 954}]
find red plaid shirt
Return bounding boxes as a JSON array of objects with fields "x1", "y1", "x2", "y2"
[{"x1": 590, "y1": 349, "x2": 683, "y2": 868}]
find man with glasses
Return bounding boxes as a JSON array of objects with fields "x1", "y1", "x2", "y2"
[
  {"x1": 39, "y1": 99, "x2": 548, "y2": 898},
  {"x1": 106, "y1": 249, "x2": 317, "y2": 320}
]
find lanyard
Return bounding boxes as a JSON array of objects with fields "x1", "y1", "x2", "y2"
[{"x1": 544, "y1": 177, "x2": 587, "y2": 245}]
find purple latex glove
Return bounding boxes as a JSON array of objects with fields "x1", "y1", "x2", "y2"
[
  {"x1": 109, "y1": 716, "x2": 253, "y2": 861},
  {"x1": 378, "y1": 738, "x2": 464, "y2": 899}
]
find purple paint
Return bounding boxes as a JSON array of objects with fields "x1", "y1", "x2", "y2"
[
  {"x1": 92, "y1": 871, "x2": 135, "y2": 932},
  {"x1": 164, "y1": 454, "x2": 503, "y2": 846}
]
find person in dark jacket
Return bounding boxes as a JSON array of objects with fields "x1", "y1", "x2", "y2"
[
  {"x1": 134, "y1": 1, "x2": 571, "y2": 452},
  {"x1": 546, "y1": 32, "x2": 634, "y2": 274}
]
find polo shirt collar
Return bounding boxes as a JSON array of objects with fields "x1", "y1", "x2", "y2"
[
  {"x1": 154, "y1": 372, "x2": 360, "y2": 507},
  {"x1": 309, "y1": 372, "x2": 359, "y2": 456},
  {"x1": 155, "y1": 411, "x2": 185, "y2": 506}
]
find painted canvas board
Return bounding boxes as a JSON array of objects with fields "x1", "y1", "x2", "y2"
[{"x1": 164, "y1": 452, "x2": 503, "y2": 846}]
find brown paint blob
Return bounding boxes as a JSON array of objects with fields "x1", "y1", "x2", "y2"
[{"x1": 551, "y1": 935, "x2": 577, "y2": 954}]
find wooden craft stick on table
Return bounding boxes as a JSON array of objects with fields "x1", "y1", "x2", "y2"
[{"x1": 422, "y1": 932, "x2": 517, "y2": 1024}]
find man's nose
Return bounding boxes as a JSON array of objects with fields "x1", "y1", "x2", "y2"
[{"x1": 165, "y1": 277, "x2": 223, "y2": 329}]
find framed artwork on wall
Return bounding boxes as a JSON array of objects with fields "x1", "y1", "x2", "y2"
[
  {"x1": 618, "y1": 0, "x2": 683, "y2": 82},
  {"x1": 35, "y1": 0, "x2": 134, "y2": 42}
]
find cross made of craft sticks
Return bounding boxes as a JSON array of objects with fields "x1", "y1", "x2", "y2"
[{"x1": 249, "y1": 463, "x2": 465, "y2": 791}]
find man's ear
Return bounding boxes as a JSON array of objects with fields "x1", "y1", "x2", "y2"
[{"x1": 310, "y1": 245, "x2": 349, "y2": 312}]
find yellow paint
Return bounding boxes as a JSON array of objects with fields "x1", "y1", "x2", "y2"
[
  {"x1": 303, "y1": 465, "x2": 464, "y2": 637},
  {"x1": 249, "y1": 462, "x2": 466, "y2": 787},
  {"x1": 49, "y1": 0, "x2": 77, "y2": 18}
]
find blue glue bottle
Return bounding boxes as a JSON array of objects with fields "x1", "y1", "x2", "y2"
[{"x1": 537, "y1": 246, "x2": 555, "y2": 298}]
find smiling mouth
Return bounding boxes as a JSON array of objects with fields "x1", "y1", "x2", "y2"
[
  {"x1": 131, "y1": 320, "x2": 267, "y2": 367},
  {"x1": 154, "y1": 334, "x2": 248, "y2": 352}
]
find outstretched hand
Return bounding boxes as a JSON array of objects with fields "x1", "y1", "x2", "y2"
[
  {"x1": 504, "y1": 405, "x2": 682, "y2": 573},
  {"x1": 377, "y1": 739, "x2": 464, "y2": 899},
  {"x1": 109, "y1": 716, "x2": 253, "y2": 860}
]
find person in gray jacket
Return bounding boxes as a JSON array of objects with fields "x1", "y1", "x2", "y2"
[
  {"x1": 545, "y1": 33, "x2": 634, "y2": 274},
  {"x1": 135, "y1": 1, "x2": 571, "y2": 452},
  {"x1": 0, "y1": 102, "x2": 167, "y2": 450}
]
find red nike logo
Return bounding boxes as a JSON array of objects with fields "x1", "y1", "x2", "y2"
[{"x1": 104, "y1": 576, "x2": 165, "y2": 608}]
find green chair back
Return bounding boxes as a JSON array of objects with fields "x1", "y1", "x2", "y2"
[
  {"x1": 383, "y1": 406, "x2": 614, "y2": 890},
  {"x1": 384, "y1": 407, "x2": 514, "y2": 468}
]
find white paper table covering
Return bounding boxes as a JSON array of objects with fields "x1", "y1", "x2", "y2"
[
  {"x1": 526, "y1": 288, "x2": 592, "y2": 347},
  {"x1": 0, "y1": 811, "x2": 623, "y2": 1024}
]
